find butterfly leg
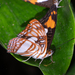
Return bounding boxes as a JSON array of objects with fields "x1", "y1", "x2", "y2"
[
  {"x1": 57, "y1": 0, "x2": 63, "y2": 8},
  {"x1": 58, "y1": 0, "x2": 62, "y2": 5},
  {"x1": 39, "y1": 59, "x2": 44, "y2": 67},
  {"x1": 44, "y1": 55, "x2": 55, "y2": 67},
  {"x1": 22, "y1": 56, "x2": 31, "y2": 62},
  {"x1": 50, "y1": 55, "x2": 55, "y2": 63}
]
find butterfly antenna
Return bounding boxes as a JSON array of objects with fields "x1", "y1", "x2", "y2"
[{"x1": 56, "y1": 38, "x2": 75, "y2": 48}]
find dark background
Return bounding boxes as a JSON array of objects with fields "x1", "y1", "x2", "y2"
[{"x1": 0, "y1": 0, "x2": 75, "y2": 75}]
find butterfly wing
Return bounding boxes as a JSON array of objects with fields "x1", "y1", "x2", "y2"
[
  {"x1": 39, "y1": 5, "x2": 57, "y2": 50},
  {"x1": 18, "y1": 19, "x2": 47, "y2": 49},
  {"x1": 18, "y1": 19, "x2": 47, "y2": 37},
  {"x1": 7, "y1": 19, "x2": 48, "y2": 59},
  {"x1": 24, "y1": 0, "x2": 54, "y2": 8},
  {"x1": 7, "y1": 37, "x2": 41, "y2": 57},
  {"x1": 18, "y1": 19, "x2": 47, "y2": 56}
]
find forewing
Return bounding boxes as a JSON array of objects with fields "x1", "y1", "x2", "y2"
[
  {"x1": 39, "y1": 5, "x2": 57, "y2": 50},
  {"x1": 18, "y1": 19, "x2": 46, "y2": 37},
  {"x1": 24, "y1": 0, "x2": 54, "y2": 8}
]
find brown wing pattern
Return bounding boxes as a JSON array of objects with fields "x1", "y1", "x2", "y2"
[
  {"x1": 39, "y1": 5, "x2": 57, "y2": 50},
  {"x1": 24, "y1": 0, "x2": 57, "y2": 8}
]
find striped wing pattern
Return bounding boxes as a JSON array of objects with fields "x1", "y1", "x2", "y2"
[
  {"x1": 7, "y1": 37, "x2": 42, "y2": 58},
  {"x1": 7, "y1": 19, "x2": 53, "y2": 60}
]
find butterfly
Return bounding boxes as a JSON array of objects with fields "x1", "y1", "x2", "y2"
[
  {"x1": 7, "y1": 0, "x2": 62, "y2": 67},
  {"x1": 7, "y1": 19, "x2": 54, "y2": 67}
]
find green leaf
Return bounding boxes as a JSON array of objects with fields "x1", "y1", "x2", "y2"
[
  {"x1": 68, "y1": 0, "x2": 71, "y2": 3},
  {"x1": 0, "y1": 0, "x2": 75, "y2": 75}
]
